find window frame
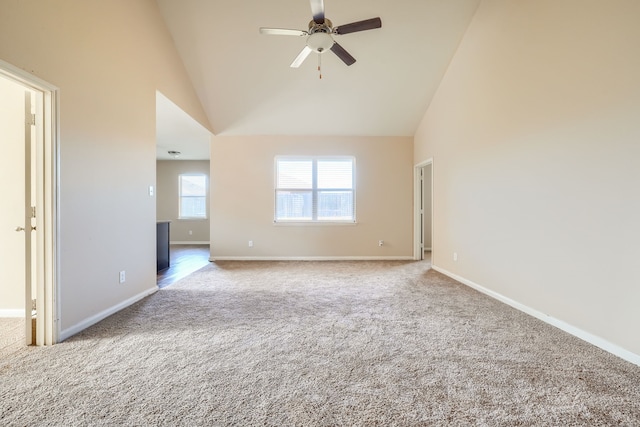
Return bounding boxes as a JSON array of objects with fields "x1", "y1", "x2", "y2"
[
  {"x1": 274, "y1": 155, "x2": 356, "y2": 224},
  {"x1": 178, "y1": 173, "x2": 208, "y2": 220}
]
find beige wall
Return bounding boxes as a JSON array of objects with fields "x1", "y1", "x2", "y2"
[
  {"x1": 415, "y1": 0, "x2": 640, "y2": 359},
  {"x1": 0, "y1": 0, "x2": 211, "y2": 337},
  {"x1": 211, "y1": 136, "x2": 414, "y2": 259},
  {"x1": 156, "y1": 160, "x2": 210, "y2": 243},
  {"x1": 0, "y1": 75, "x2": 26, "y2": 314}
]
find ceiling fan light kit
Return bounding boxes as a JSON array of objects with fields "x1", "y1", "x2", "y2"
[
  {"x1": 307, "y1": 31, "x2": 334, "y2": 53},
  {"x1": 259, "y1": 0, "x2": 381, "y2": 77}
]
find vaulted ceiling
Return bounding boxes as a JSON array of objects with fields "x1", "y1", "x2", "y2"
[{"x1": 156, "y1": 0, "x2": 480, "y2": 140}]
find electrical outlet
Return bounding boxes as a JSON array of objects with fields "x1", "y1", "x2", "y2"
[
  {"x1": 378, "y1": 240, "x2": 384, "y2": 247},
  {"x1": 248, "y1": 240, "x2": 253, "y2": 248},
  {"x1": 453, "y1": 252, "x2": 458, "y2": 262},
  {"x1": 119, "y1": 271, "x2": 126, "y2": 283},
  {"x1": 189, "y1": 230, "x2": 193, "y2": 235}
]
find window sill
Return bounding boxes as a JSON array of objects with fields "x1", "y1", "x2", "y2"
[
  {"x1": 177, "y1": 218, "x2": 208, "y2": 221},
  {"x1": 273, "y1": 221, "x2": 357, "y2": 227}
]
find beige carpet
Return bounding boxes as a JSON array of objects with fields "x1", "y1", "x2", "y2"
[
  {"x1": 1, "y1": 260, "x2": 639, "y2": 426},
  {"x1": 0, "y1": 317, "x2": 24, "y2": 359}
]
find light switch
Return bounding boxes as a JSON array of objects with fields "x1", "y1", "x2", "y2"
[{"x1": 149, "y1": 185, "x2": 154, "y2": 196}]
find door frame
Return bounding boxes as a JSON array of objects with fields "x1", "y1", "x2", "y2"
[
  {"x1": 413, "y1": 159, "x2": 433, "y2": 261},
  {"x1": 1, "y1": 59, "x2": 60, "y2": 345}
]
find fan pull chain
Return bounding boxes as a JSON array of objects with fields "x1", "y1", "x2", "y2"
[{"x1": 318, "y1": 53, "x2": 322, "y2": 79}]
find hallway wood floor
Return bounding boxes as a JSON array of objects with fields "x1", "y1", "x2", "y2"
[{"x1": 157, "y1": 244, "x2": 211, "y2": 288}]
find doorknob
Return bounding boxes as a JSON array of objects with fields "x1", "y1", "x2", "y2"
[{"x1": 15, "y1": 226, "x2": 25, "y2": 232}]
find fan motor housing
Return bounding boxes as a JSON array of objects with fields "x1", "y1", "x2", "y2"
[{"x1": 308, "y1": 19, "x2": 333, "y2": 34}]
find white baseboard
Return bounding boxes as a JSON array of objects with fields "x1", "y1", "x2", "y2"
[
  {"x1": 59, "y1": 286, "x2": 158, "y2": 342},
  {"x1": 0, "y1": 309, "x2": 24, "y2": 318},
  {"x1": 432, "y1": 265, "x2": 640, "y2": 367},
  {"x1": 170, "y1": 241, "x2": 209, "y2": 245},
  {"x1": 210, "y1": 256, "x2": 414, "y2": 262}
]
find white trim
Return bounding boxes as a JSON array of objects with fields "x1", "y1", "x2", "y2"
[
  {"x1": 49, "y1": 81, "x2": 61, "y2": 345},
  {"x1": 414, "y1": 159, "x2": 433, "y2": 261},
  {"x1": 210, "y1": 256, "x2": 414, "y2": 262},
  {"x1": 0, "y1": 309, "x2": 24, "y2": 318},
  {"x1": 0, "y1": 60, "x2": 59, "y2": 346},
  {"x1": 432, "y1": 265, "x2": 640, "y2": 367},
  {"x1": 0, "y1": 59, "x2": 56, "y2": 92},
  {"x1": 273, "y1": 221, "x2": 358, "y2": 226},
  {"x1": 59, "y1": 286, "x2": 158, "y2": 342},
  {"x1": 170, "y1": 241, "x2": 210, "y2": 245},
  {"x1": 274, "y1": 155, "x2": 356, "y2": 223}
]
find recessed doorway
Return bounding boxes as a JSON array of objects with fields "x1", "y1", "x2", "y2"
[
  {"x1": 155, "y1": 91, "x2": 212, "y2": 287},
  {"x1": 414, "y1": 160, "x2": 433, "y2": 262},
  {"x1": 0, "y1": 60, "x2": 59, "y2": 348}
]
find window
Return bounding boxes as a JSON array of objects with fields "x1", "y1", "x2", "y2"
[
  {"x1": 179, "y1": 174, "x2": 207, "y2": 219},
  {"x1": 275, "y1": 156, "x2": 355, "y2": 222}
]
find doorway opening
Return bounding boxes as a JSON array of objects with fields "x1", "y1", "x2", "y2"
[
  {"x1": 0, "y1": 60, "x2": 59, "y2": 349},
  {"x1": 414, "y1": 160, "x2": 433, "y2": 262},
  {"x1": 155, "y1": 91, "x2": 212, "y2": 288}
]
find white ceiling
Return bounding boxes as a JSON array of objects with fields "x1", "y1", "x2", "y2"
[
  {"x1": 155, "y1": 0, "x2": 480, "y2": 158},
  {"x1": 156, "y1": 91, "x2": 211, "y2": 160}
]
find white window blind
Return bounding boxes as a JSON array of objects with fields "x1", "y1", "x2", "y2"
[
  {"x1": 179, "y1": 174, "x2": 207, "y2": 219},
  {"x1": 275, "y1": 157, "x2": 355, "y2": 222}
]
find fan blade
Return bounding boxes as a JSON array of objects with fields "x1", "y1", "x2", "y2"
[
  {"x1": 334, "y1": 17, "x2": 382, "y2": 35},
  {"x1": 260, "y1": 28, "x2": 307, "y2": 37},
  {"x1": 291, "y1": 46, "x2": 313, "y2": 68},
  {"x1": 310, "y1": 0, "x2": 325, "y2": 24},
  {"x1": 330, "y1": 42, "x2": 356, "y2": 66}
]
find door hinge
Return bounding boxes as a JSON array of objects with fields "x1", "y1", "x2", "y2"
[
  {"x1": 31, "y1": 206, "x2": 36, "y2": 218},
  {"x1": 31, "y1": 299, "x2": 37, "y2": 311},
  {"x1": 28, "y1": 113, "x2": 36, "y2": 126}
]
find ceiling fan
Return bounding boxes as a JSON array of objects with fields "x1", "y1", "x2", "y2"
[{"x1": 259, "y1": 0, "x2": 382, "y2": 71}]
